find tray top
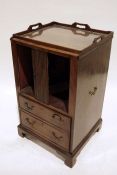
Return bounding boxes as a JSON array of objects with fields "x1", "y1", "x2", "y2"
[{"x1": 21, "y1": 24, "x2": 107, "y2": 52}]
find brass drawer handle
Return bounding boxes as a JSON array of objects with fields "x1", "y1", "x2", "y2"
[
  {"x1": 24, "y1": 102, "x2": 34, "y2": 111},
  {"x1": 52, "y1": 114, "x2": 63, "y2": 122},
  {"x1": 89, "y1": 86, "x2": 97, "y2": 96},
  {"x1": 52, "y1": 131, "x2": 63, "y2": 140},
  {"x1": 25, "y1": 118, "x2": 36, "y2": 127}
]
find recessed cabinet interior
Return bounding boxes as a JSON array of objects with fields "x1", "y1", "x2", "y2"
[
  {"x1": 17, "y1": 45, "x2": 70, "y2": 112},
  {"x1": 11, "y1": 22, "x2": 113, "y2": 167}
]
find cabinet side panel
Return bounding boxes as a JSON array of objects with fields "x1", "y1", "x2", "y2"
[
  {"x1": 71, "y1": 39, "x2": 112, "y2": 151},
  {"x1": 11, "y1": 40, "x2": 20, "y2": 92}
]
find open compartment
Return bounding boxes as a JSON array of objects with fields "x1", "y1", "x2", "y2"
[{"x1": 17, "y1": 45, "x2": 70, "y2": 112}]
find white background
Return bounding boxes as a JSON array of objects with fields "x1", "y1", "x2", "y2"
[{"x1": 0, "y1": 0, "x2": 117, "y2": 174}]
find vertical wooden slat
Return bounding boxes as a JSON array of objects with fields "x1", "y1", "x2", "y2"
[
  {"x1": 32, "y1": 49, "x2": 49, "y2": 104},
  {"x1": 68, "y1": 58, "x2": 78, "y2": 116}
]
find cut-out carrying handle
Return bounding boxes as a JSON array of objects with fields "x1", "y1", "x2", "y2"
[
  {"x1": 72, "y1": 22, "x2": 91, "y2": 30},
  {"x1": 28, "y1": 22, "x2": 43, "y2": 31},
  {"x1": 93, "y1": 35, "x2": 104, "y2": 44}
]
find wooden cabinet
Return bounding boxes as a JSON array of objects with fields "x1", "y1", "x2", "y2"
[{"x1": 11, "y1": 22, "x2": 113, "y2": 167}]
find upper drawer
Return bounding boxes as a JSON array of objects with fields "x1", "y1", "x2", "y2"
[{"x1": 19, "y1": 95, "x2": 71, "y2": 131}]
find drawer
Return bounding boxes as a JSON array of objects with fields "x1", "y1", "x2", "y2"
[
  {"x1": 20, "y1": 111, "x2": 69, "y2": 150},
  {"x1": 19, "y1": 95, "x2": 70, "y2": 131}
]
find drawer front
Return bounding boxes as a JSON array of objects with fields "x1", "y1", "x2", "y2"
[
  {"x1": 20, "y1": 111, "x2": 69, "y2": 150},
  {"x1": 19, "y1": 95, "x2": 70, "y2": 131}
]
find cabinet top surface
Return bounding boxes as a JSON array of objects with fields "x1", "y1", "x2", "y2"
[{"x1": 21, "y1": 24, "x2": 107, "y2": 52}]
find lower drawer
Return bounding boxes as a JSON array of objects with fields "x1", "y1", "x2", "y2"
[{"x1": 20, "y1": 111, "x2": 70, "y2": 151}]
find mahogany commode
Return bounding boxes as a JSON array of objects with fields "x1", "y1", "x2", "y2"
[{"x1": 11, "y1": 22, "x2": 113, "y2": 167}]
